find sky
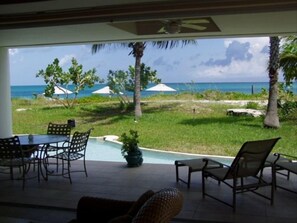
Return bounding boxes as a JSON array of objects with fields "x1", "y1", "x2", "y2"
[{"x1": 9, "y1": 36, "x2": 283, "y2": 86}]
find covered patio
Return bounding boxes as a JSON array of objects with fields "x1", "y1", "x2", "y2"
[
  {"x1": 0, "y1": 160, "x2": 296, "y2": 223},
  {"x1": 0, "y1": 1, "x2": 297, "y2": 222}
]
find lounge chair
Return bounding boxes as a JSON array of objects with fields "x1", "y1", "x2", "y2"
[
  {"x1": 273, "y1": 153, "x2": 297, "y2": 194},
  {"x1": 202, "y1": 137, "x2": 281, "y2": 211},
  {"x1": 69, "y1": 187, "x2": 183, "y2": 223}
]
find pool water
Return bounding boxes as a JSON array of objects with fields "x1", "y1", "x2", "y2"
[{"x1": 86, "y1": 138, "x2": 233, "y2": 165}]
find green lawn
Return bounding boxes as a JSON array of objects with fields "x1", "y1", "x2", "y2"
[{"x1": 12, "y1": 95, "x2": 297, "y2": 157}]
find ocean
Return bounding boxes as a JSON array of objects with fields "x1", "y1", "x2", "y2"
[{"x1": 10, "y1": 82, "x2": 297, "y2": 99}]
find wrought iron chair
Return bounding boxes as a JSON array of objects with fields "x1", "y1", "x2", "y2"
[
  {"x1": 46, "y1": 122, "x2": 71, "y2": 172},
  {"x1": 0, "y1": 136, "x2": 37, "y2": 189},
  {"x1": 48, "y1": 129, "x2": 92, "y2": 183},
  {"x1": 202, "y1": 137, "x2": 281, "y2": 211}
]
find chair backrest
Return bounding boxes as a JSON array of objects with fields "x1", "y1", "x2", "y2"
[
  {"x1": 0, "y1": 136, "x2": 22, "y2": 160},
  {"x1": 47, "y1": 122, "x2": 71, "y2": 137},
  {"x1": 132, "y1": 188, "x2": 183, "y2": 223},
  {"x1": 69, "y1": 129, "x2": 92, "y2": 153},
  {"x1": 227, "y1": 137, "x2": 281, "y2": 178}
]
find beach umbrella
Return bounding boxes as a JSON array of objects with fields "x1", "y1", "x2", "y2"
[
  {"x1": 146, "y1": 83, "x2": 176, "y2": 92},
  {"x1": 53, "y1": 86, "x2": 73, "y2": 95},
  {"x1": 92, "y1": 86, "x2": 114, "y2": 94},
  {"x1": 92, "y1": 86, "x2": 123, "y2": 95}
]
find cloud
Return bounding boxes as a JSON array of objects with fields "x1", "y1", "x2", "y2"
[
  {"x1": 261, "y1": 45, "x2": 269, "y2": 54},
  {"x1": 9, "y1": 48, "x2": 19, "y2": 56},
  {"x1": 202, "y1": 40, "x2": 253, "y2": 66},
  {"x1": 153, "y1": 56, "x2": 174, "y2": 70},
  {"x1": 59, "y1": 54, "x2": 76, "y2": 67},
  {"x1": 186, "y1": 37, "x2": 271, "y2": 82}
]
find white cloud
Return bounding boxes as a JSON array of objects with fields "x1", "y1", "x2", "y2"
[
  {"x1": 193, "y1": 37, "x2": 270, "y2": 82},
  {"x1": 59, "y1": 54, "x2": 76, "y2": 67},
  {"x1": 9, "y1": 48, "x2": 19, "y2": 56}
]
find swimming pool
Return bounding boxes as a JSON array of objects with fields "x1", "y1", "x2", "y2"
[{"x1": 86, "y1": 137, "x2": 233, "y2": 165}]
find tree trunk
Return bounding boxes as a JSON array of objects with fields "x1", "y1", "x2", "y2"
[
  {"x1": 132, "y1": 42, "x2": 145, "y2": 119},
  {"x1": 264, "y1": 37, "x2": 280, "y2": 128}
]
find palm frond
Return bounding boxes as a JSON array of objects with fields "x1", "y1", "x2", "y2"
[
  {"x1": 91, "y1": 42, "x2": 130, "y2": 54},
  {"x1": 150, "y1": 39, "x2": 197, "y2": 49}
]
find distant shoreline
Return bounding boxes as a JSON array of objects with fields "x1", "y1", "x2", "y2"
[{"x1": 10, "y1": 82, "x2": 296, "y2": 99}]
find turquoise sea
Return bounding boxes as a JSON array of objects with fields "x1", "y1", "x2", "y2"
[{"x1": 10, "y1": 82, "x2": 297, "y2": 99}]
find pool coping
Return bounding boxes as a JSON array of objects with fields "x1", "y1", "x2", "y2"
[{"x1": 91, "y1": 136, "x2": 235, "y2": 161}]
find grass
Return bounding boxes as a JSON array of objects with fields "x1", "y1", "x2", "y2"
[{"x1": 12, "y1": 92, "x2": 297, "y2": 157}]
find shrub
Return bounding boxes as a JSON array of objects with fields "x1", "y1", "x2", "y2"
[
  {"x1": 279, "y1": 101, "x2": 297, "y2": 120},
  {"x1": 246, "y1": 102, "x2": 259, "y2": 109}
]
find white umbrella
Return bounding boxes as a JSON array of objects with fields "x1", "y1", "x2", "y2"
[
  {"x1": 53, "y1": 86, "x2": 73, "y2": 95},
  {"x1": 92, "y1": 86, "x2": 114, "y2": 94},
  {"x1": 92, "y1": 86, "x2": 123, "y2": 95},
  {"x1": 146, "y1": 83, "x2": 176, "y2": 92}
]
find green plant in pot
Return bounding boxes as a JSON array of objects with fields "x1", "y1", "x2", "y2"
[{"x1": 120, "y1": 129, "x2": 143, "y2": 167}]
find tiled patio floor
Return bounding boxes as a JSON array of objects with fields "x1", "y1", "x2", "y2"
[{"x1": 0, "y1": 160, "x2": 296, "y2": 223}]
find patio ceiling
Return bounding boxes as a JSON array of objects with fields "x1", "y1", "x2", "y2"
[{"x1": 0, "y1": 0, "x2": 296, "y2": 47}]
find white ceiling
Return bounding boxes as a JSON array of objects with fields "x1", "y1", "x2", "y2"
[{"x1": 0, "y1": 0, "x2": 296, "y2": 47}]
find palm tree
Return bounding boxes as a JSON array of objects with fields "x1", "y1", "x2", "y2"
[
  {"x1": 92, "y1": 40, "x2": 197, "y2": 119},
  {"x1": 280, "y1": 35, "x2": 297, "y2": 85},
  {"x1": 264, "y1": 36, "x2": 280, "y2": 128}
]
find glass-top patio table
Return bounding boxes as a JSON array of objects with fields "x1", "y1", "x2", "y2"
[
  {"x1": 18, "y1": 134, "x2": 69, "y2": 180},
  {"x1": 18, "y1": 134, "x2": 69, "y2": 146}
]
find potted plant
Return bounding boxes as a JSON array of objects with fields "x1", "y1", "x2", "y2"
[{"x1": 120, "y1": 129, "x2": 143, "y2": 167}]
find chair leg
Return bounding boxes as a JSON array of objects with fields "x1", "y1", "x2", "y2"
[
  {"x1": 187, "y1": 169, "x2": 191, "y2": 189},
  {"x1": 83, "y1": 158, "x2": 88, "y2": 177},
  {"x1": 202, "y1": 170, "x2": 205, "y2": 198},
  {"x1": 271, "y1": 167, "x2": 275, "y2": 205},
  {"x1": 68, "y1": 160, "x2": 72, "y2": 184},
  {"x1": 21, "y1": 165, "x2": 26, "y2": 190},
  {"x1": 175, "y1": 162, "x2": 179, "y2": 183},
  {"x1": 287, "y1": 170, "x2": 290, "y2": 180},
  {"x1": 232, "y1": 178, "x2": 236, "y2": 212},
  {"x1": 56, "y1": 149, "x2": 59, "y2": 173}
]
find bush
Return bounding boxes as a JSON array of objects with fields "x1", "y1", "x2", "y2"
[
  {"x1": 279, "y1": 101, "x2": 297, "y2": 120},
  {"x1": 246, "y1": 101, "x2": 259, "y2": 109}
]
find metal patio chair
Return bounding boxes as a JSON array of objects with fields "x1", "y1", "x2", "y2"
[
  {"x1": 48, "y1": 128, "x2": 92, "y2": 183},
  {"x1": 45, "y1": 122, "x2": 71, "y2": 172},
  {"x1": 0, "y1": 136, "x2": 37, "y2": 189}
]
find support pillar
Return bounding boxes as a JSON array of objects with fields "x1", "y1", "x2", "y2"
[{"x1": 0, "y1": 47, "x2": 13, "y2": 137}]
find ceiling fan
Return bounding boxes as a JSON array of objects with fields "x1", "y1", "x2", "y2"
[
  {"x1": 158, "y1": 18, "x2": 210, "y2": 34},
  {"x1": 109, "y1": 17, "x2": 220, "y2": 35}
]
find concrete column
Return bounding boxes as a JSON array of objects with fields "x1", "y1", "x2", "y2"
[{"x1": 0, "y1": 47, "x2": 13, "y2": 137}]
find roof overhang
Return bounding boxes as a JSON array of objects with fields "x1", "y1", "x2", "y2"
[{"x1": 0, "y1": 0, "x2": 296, "y2": 47}]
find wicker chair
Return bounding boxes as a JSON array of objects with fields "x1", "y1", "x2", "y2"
[{"x1": 69, "y1": 187, "x2": 183, "y2": 223}]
